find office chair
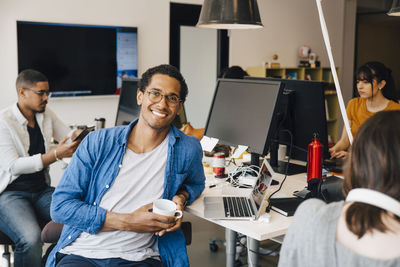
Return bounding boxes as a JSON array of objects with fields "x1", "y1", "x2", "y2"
[{"x1": 0, "y1": 230, "x2": 13, "y2": 267}]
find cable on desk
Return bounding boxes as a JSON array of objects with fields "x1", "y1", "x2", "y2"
[
  {"x1": 266, "y1": 129, "x2": 294, "y2": 213},
  {"x1": 226, "y1": 164, "x2": 261, "y2": 188}
]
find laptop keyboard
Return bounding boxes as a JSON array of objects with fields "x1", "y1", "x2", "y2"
[{"x1": 223, "y1": 197, "x2": 255, "y2": 217}]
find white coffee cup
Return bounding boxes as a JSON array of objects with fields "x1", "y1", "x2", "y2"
[
  {"x1": 153, "y1": 199, "x2": 183, "y2": 219},
  {"x1": 278, "y1": 144, "x2": 287, "y2": 161}
]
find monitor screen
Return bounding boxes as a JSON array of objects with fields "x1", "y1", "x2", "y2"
[
  {"x1": 17, "y1": 21, "x2": 138, "y2": 97},
  {"x1": 246, "y1": 77, "x2": 329, "y2": 162},
  {"x1": 204, "y1": 79, "x2": 283, "y2": 155},
  {"x1": 115, "y1": 78, "x2": 140, "y2": 126}
]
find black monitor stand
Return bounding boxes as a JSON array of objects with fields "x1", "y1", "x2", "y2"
[
  {"x1": 250, "y1": 153, "x2": 261, "y2": 166},
  {"x1": 268, "y1": 141, "x2": 306, "y2": 176},
  {"x1": 268, "y1": 88, "x2": 306, "y2": 176}
]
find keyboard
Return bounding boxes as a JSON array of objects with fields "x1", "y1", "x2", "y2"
[{"x1": 222, "y1": 196, "x2": 255, "y2": 217}]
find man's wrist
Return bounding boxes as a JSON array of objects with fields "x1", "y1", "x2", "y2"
[
  {"x1": 177, "y1": 192, "x2": 188, "y2": 207},
  {"x1": 54, "y1": 149, "x2": 61, "y2": 161},
  {"x1": 103, "y1": 211, "x2": 126, "y2": 232}
]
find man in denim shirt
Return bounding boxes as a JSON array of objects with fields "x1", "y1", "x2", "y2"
[{"x1": 47, "y1": 65, "x2": 205, "y2": 267}]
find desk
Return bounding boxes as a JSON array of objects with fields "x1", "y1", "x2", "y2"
[{"x1": 185, "y1": 164, "x2": 307, "y2": 267}]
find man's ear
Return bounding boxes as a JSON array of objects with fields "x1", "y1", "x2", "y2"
[
  {"x1": 137, "y1": 88, "x2": 143, "y2": 106},
  {"x1": 17, "y1": 87, "x2": 25, "y2": 98}
]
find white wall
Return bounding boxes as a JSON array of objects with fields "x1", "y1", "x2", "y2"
[
  {"x1": 0, "y1": 0, "x2": 352, "y2": 127},
  {"x1": 180, "y1": 26, "x2": 218, "y2": 128},
  {"x1": 229, "y1": 0, "x2": 345, "y2": 69}
]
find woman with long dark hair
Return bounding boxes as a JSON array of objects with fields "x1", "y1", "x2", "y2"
[{"x1": 330, "y1": 61, "x2": 400, "y2": 158}]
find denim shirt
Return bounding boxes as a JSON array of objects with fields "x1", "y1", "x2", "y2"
[{"x1": 46, "y1": 119, "x2": 205, "y2": 267}]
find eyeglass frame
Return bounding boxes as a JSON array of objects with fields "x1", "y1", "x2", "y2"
[
  {"x1": 144, "y1": 89, "x2": 182, "y2": 106},
  {"x1": 22, "y1": 87, "x2": 52, "y2": 97}
]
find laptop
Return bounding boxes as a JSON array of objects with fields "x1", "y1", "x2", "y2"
[{"x1": 204, "y1": 158, "x2": 274, "y2": 220}]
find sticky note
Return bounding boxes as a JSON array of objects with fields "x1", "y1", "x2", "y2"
[
  {"x1": 232, "y1": 145, "x2": 248, "y2": 159},
  {"x1": 200, "y1": 136, "x2": 219, "y2": 152}
]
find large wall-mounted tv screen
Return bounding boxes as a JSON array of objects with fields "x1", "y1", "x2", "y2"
[{"x1": 17, "y1": 21, "x2": 138, "y2": 97}]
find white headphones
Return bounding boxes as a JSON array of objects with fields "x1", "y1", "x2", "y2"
[{"x1": 346, "y1": 188, "x2": 400, "y2": 217}]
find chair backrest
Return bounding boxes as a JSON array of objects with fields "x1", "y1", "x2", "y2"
[{"x1": 41, "y1": 221, "x2": 63, "y2": 244}]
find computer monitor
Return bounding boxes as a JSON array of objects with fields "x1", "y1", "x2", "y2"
[
  {"x1": 204, "y1": 79, "x2": 284, "y2": 157},
  {"x1": 245, "y1": 77, "x2": 329, "y2": 174},
  {"x1": 115, "y1": 78, "x2": 140, "y2": 126},
  {"x1": 18, "y1": 21, "x2": 138, "y2": 97}
]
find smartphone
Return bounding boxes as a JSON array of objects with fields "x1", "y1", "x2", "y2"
[{"x1": 73, "y1": 126, "x2": 95, "y2": 142}]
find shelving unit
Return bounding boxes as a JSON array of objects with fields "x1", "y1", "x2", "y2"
[
  {"x1": 246, "y1": 66, "x2": 339, "y2": 143},
  {"x1": 324, "y1": 86, "x2": 339, "y2": 143}
]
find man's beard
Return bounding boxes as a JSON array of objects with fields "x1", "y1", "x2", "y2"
[{"x1": 37, "y1": 101, "x2": 47, "y2": 113}]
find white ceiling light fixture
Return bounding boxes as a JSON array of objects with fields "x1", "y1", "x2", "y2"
[{"x1": 197, "y1": 0, "x2": 263, "y2": 30}]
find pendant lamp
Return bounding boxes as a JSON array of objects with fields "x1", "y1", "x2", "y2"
[
  {"x1": 197, "y1": 0, "x2": 263, "y2": 29},
  {"x1": 388, "y1": 0, "x2": 400, "y2": 16}
]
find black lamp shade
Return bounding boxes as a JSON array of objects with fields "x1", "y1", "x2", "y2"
[
  {"x1": 388, "y1": 0, "x2": 400, "y2": 16},
  {"x1": 197, "y1": 0, "x2": 263, "y2": 29}
]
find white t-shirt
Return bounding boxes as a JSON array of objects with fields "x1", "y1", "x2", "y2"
[{"x1": 61, "y1": 136, "x2": 168, "y2": 261}]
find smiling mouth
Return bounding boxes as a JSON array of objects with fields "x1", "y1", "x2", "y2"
[{"x1": 152, "y1": 110, "x2": 167, "y2": 118}]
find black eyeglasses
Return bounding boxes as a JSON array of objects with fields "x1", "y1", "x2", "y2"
[
  {"x1": 146, "y1": 90, "x2": 182, "y2": 106},
  {"x1": 23, "y1": 87, "x2": 51, "y2": 97}
]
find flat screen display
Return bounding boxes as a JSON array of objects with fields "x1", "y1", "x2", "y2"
[
  {"x1": 246, "y1": 77, "x2": 329, "y2": 161},
  {"x1": 204, "y1": 79, "x2": 283, "y2": 155},
  {"x1": 17, "y1": 21, "x2": 138, "y2": 97}
]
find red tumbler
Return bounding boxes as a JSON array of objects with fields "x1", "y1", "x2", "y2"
[
  {"x1": 213, "y1": 152, "x2": 226, "y2": 178},
  {"x1": 307, "y1": 135, "x2": 323, "y2": 182}
]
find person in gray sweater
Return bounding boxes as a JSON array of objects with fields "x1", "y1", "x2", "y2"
[{"x1": 279, "y1": 110, "x2": 400, "y2": 267}]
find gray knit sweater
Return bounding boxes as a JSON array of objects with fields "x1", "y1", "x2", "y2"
[{"x1": 278, "y1": 199, "x2": 400, "y2": 267}]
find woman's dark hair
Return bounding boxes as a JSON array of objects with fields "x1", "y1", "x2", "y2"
[
  {"x1": 221, "y1": 66, "x2": 249, "y2": 79},
  {"x1": 343, "y1": 110, "x2": 400, "y2": 238},
  {"x1": 139, "y1": 64, "x2": 188, "y2": 102},
  {"x1": 356, "y1": 61, "x2": 398, "y2": 102}
]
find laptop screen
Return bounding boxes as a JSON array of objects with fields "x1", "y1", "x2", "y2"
[{"x1": 251, "y1": 159, "x2": 274, "y2": 212}]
